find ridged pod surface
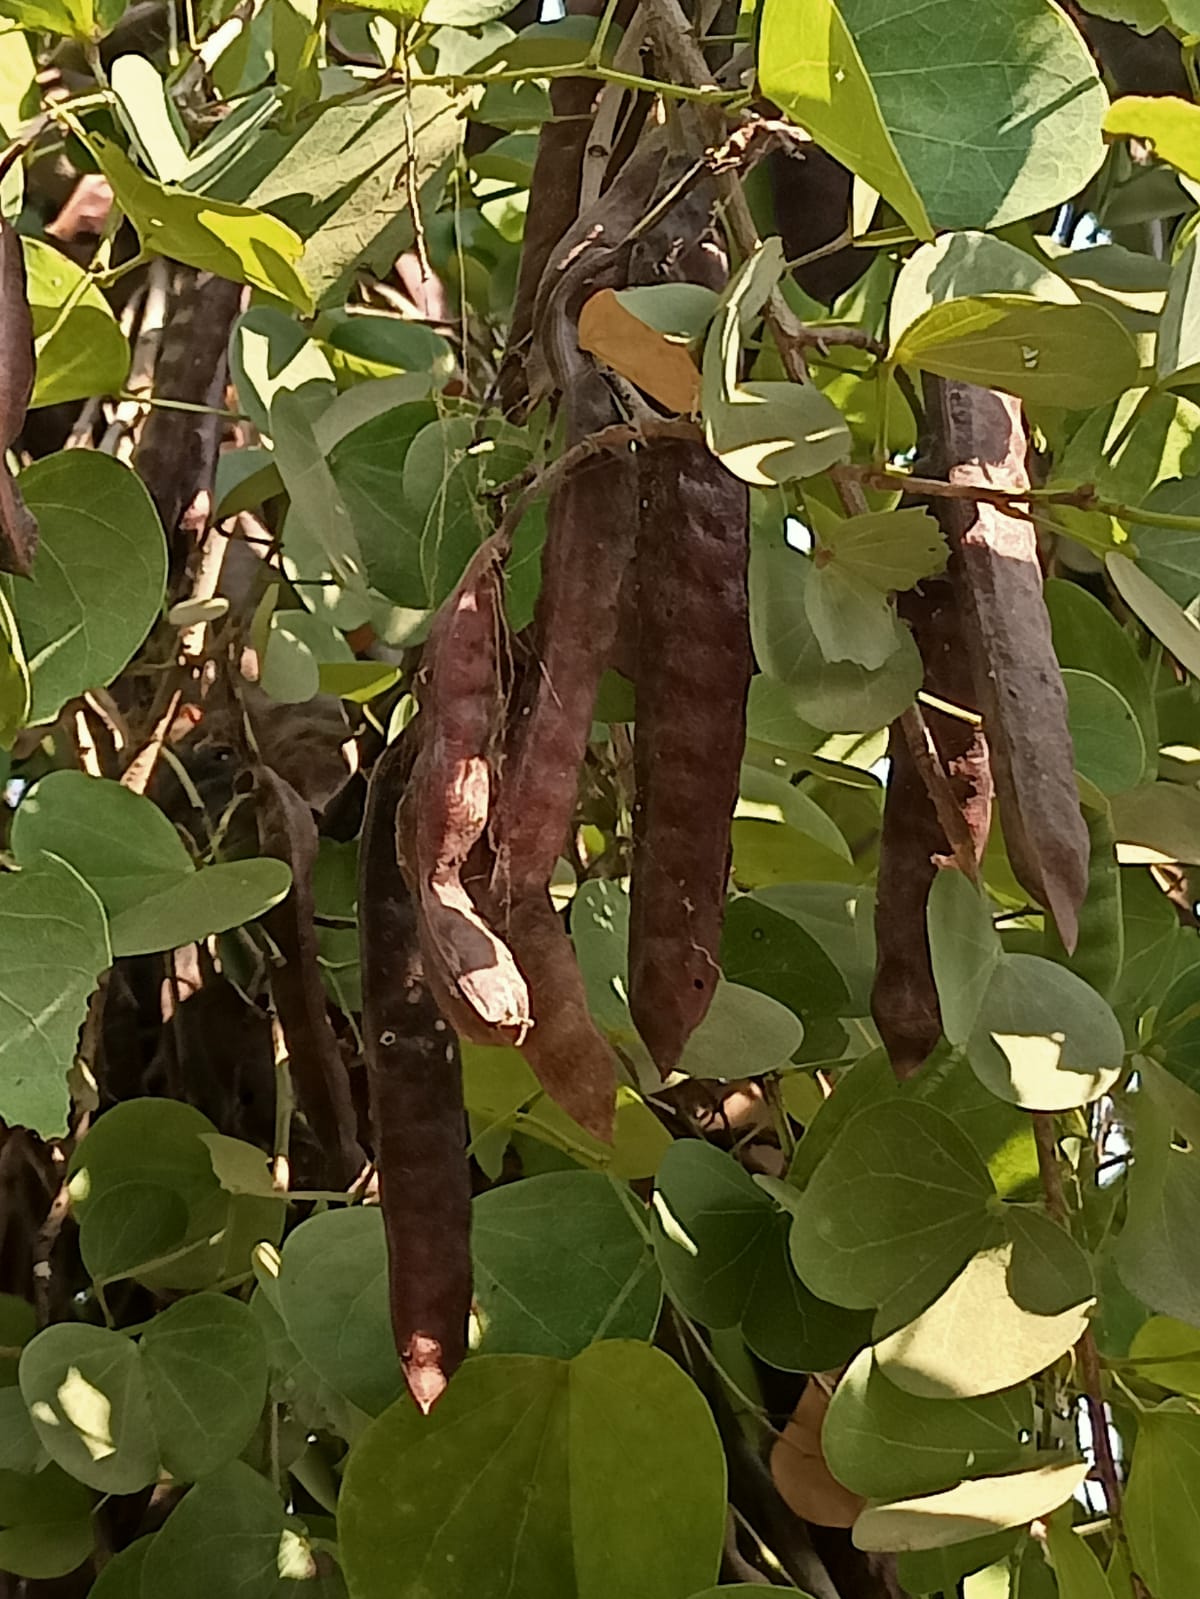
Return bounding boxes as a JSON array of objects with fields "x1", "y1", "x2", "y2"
[
  {"x1": 629, "y1": 439, "x2": 751, "y2": 1075},
  {"x1": 360, "y1": 742, "x2": 471, "y2": 1413}
]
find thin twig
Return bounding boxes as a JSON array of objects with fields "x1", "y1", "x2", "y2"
[
  {"x1": 494, "y1": 419, "x2": 703, "y2": 547},
  {"x1": 1034, "y1": 1115, "x2": 1130, "y2": 1553}
]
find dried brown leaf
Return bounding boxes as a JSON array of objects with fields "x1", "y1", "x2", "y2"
[
  {"x1": 578, "y1": 288, "x2": 702, "y2": 415},
  {"x1": 770, "y1": 1383, "x2": 866, "y2": 1530}
]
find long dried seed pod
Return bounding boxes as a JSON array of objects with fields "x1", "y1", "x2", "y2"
[
  {"x1": 628, "y1": 439, "x2": 751, "y2": 1075},
  {"x1": 490, "y1": 383, "x2": 637, "y2": 904},
  {"x1": 0, "y1": 214, "x2": 37, "y2": 575},
  {"x1": 360, "y1": 741, "x2": 471, "y2": 1414},
  {"x1": 871, "y1": 577, "x2": 993, "y2": 1079},
  {"x1": 412, "y1": 534, "x2": 530, "y2": 1037},
  {"x1": 256, "y1": 767, "x2": 363, "y2": 1185},
  {"x1": 929, "y1": 377, "x2": 1088, "y2": 950}
]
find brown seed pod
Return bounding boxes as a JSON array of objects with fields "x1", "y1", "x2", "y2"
[
  {"x1": 490, "y1": 389, "x2": 637, "y2": 906},
  {"x1": 503, "y1": 893, "x2": 616, "y2": 1144},
  {"x1": 0, "y1": 214, "x2": 37, "y2": 576},
  {"x1": 359, "y1": 741, "x2": 471, "y2": 1414},
  {"x1": 256, "y1": 766, "x2": 363, "y2": 1185},
  {"x1": 929, "y1": 377, "x2": 1088, "y2": 950},
  {"x1": 411, "y1": 534, "x2": 530, "y2": 1037},
  {"x1": 628, "y1": 439, "x2": 751, "y2": 1076},
  {"x1": 871, "y1": 576, "x2": 993, "y2": 1079}
]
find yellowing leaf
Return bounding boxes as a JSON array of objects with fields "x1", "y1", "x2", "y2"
[
  {"x1": 1105, "y1": 94, "x2": 1200, "y2": 183},
  {"x1": 852, "y1": 1460, "x2": 1089, "y2": 1553},
  {"x1": 94, "y1": 139, "x2": 313, "y2": 314},
  {"x1": 578, "y1": 288, "x2": 701, "y2": 415},
  {"x1": 893, "y1": 295, "x2": 1139, "y2": 411}
]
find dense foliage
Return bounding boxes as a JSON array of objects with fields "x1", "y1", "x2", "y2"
[{"x1": 6, "y1": 0, "x2": 1200, "y2": 1596}]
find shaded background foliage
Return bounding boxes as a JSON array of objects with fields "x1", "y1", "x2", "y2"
[{"x1": 3, "y1": 2, "x2": 1200, "y2": 1598}]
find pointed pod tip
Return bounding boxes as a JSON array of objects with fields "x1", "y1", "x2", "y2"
[{"x1": 403, "y1": 1335, "x2": 451, "y2": 1416}]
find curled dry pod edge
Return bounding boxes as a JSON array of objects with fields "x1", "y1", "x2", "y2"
[{"x1": 412, "y1": 533, "x2": 530, "y2": 1038}]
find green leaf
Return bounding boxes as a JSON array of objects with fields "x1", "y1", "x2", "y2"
[
  {"x1": 1126, "y1": 1403, "x2": 1200, "y2": 1599},
  {"x1": 612, "y1": 284, "x2": 719, "y2": 341},
  {"x1": 721, "y1": 894, "x2": 852, "y2": 1020},
  {"x1": 966, "y1": 954, "x2": 1125, "y2": 1110},
  {"x1": 876, "y1": 1207, "x2": 1094, "y2": 1398},
  {"x1": 239, "y1": 86, "x2": 463, "y2": 309},
  {"x1": 750, "y1": 543, "x2": 922, "y2": 732},
  {"x1": 339, "y1": 1343, "x2": 727, "y2": 1599},
  {"x1": 1128, "y1": 1317, "x2": 1200, "y2": 1397},
  {"x1": 95, "y1": 139, "x2": 312, "y2": 313},
  {"x1": 78, "y1": 1181, "x2": 189, "y2": 1283},
  {"x1": 229, "y1": 307, "x2": 336, "y2": 438},
  {"x1": 852, "y1": 1459, "x2": 1089, "y2": 1553},
  {"x1": 261, "y1": 608, "x2": 354, "y2": 704},
  {"x1": 1062, "y1": 669, "x2": 1146, "y2": 796},
  {"x1": 140, "y1": 1461, "x2": 297, "y2": 1599},
  {"x1": 890, "y1": 233, "x2": 1077, "y2": 346},
  {"x1": 757, "y1": 0, "x2": 932, "y2": 240},
  {"x1": 473, "y1": 1171, "x2": 661, "y2": 1358},
  {"x1": 1111, "y1": 782, "x2": 1200, "y2": 864},
  {"x1": 88, "y1": 1537, "x2": 153, "y2": 1599},
  {"x1": 816, "y1": 507, "x2": 947, "y2": 593},
  {"x1": 762, "y1": 0, "x2": 1105, "y2": 232},
  {"x1": 737, "y1": 766, "x2": 852, "y2": 860},
  {"x1": 326, "y1": 400, "x2": 436, "y2": 607},
  {"x1": 756, "y1": 883, "x2": 877, "y2": 1018},
  {"x1": 110, "y1": 53, "x2": 189, "y2": 182},
  {"x1": 462, "y1": 1044, "x2": 671, "y2": 1182},
  {"x1": 1116, "y1": 1079, "x2": 1200, "y2": 1327},
  {"x1": 1045, "y1": 1512, "x2": 1117, "y2": 1599},
  {"x1": 0, "y1": 0, "x2": 96, "y2": 38},
  {"x1": 823, "y1": 1349, "x2": 1033, "y2": 1500},
  {"x1": 272, "y1": 389, "x2": 370, "y2": 612},
  {"x1": 275, "y1": 1206, "x2": 401, "y2": 1416},
  {"x1": 927, "y1": 870, "x2": 1001, "y2": 1047},
  {"x1": 107, "y1": 858, "x2": 292, "y2": 957},
  {"x1": 140, "y1": 1294, "x2": 268, "y2": 1479},
  {"x1": 892, "y1": 296, "x2": 1139, "y2": 410},
  {"x1": 0, "y1": 586, "x2": 27, "y2": 749},
  {"x1": 0, "y1": 854, "x2": 109, "y2": 1137},
  {"x1": 652, "y1": 1141, "x2": 871, "y2": 1372},
  {"x1": 675, "y1": 980, "x2": 805, "y2": 1079},
  {"x1": 10, "y1": 452, "x2": 166, "y2": 724},
  {"x1": 68, "y1": 1098, "x2": 285, "y2": 1291},
  {"x1": 1159, "y1": 236, "x2": 1200, "y2": 387},
  {"x1": 24, "y1": 239, "x2": 130, "y2": 408},
  {"x1": 403, "y1": 417, "x2": 530, "y2": 608},
  {"x1": 788, "y1": 1100, "x2": 995, "y2": 1312},
  {"x1": 1046, "y1": 578, "x2": 1157, "y2": 784},
  {"x1": 19, "y1": 1323, "x2": 157, "y2": 1493},
  {"x1": 802, "y1": 564, "x2": 909, "y2": 670},
  {"x1": 703, "y1": 245, "x2": 850, "y2": 484},
  {"x1": 12, "y1": 770, "x2": 193, "y2": 915},
  {"x1": 0, "y1": 1464, "x2": 94, "y2": 1580}
]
